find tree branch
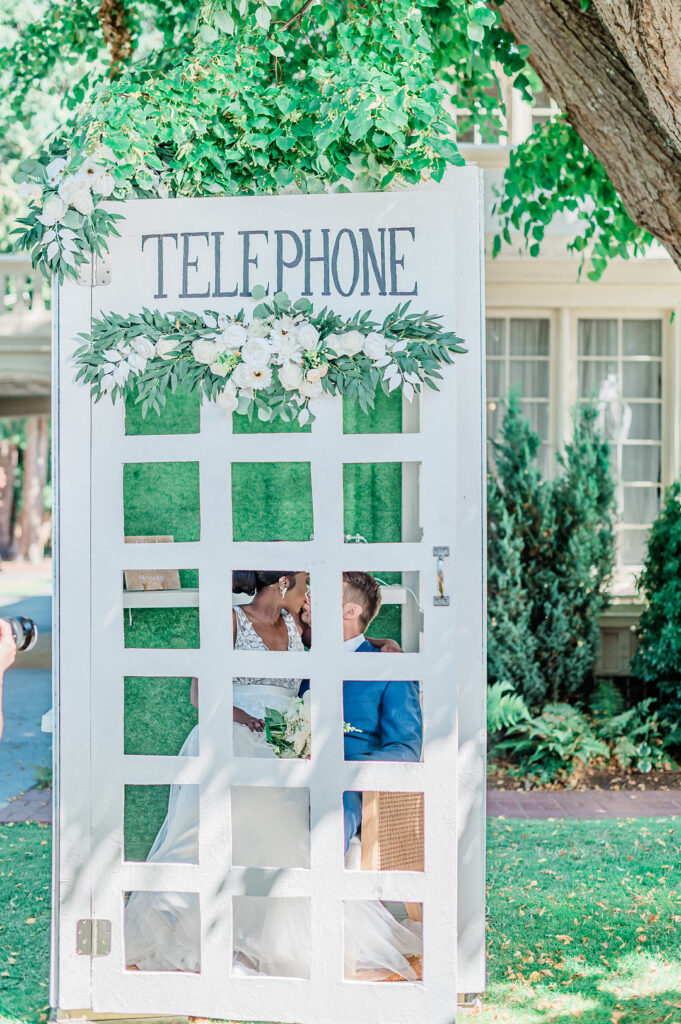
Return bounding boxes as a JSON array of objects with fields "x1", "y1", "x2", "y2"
[{"x1": 496, "y1": 0, "x2": 681, "y2": 269}]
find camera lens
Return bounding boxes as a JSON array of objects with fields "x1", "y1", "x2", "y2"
[{"x1": 6, "y1": 616, "x2": 38, "y2": 653}]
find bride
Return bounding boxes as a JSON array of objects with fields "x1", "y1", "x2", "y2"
[{"x1": 125, "y1": 569, "x2": 422, "y2": 980}]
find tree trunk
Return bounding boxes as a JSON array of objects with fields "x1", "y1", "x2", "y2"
[
  {"x1": 496, "y1": 0, "x2": 681, "y2": 270},
  {"x1": 0, "y1": 441, "x2": 18, "y2": 559},
  {"x1": 19, "y1": 416, "x2": 49, "y2": 564}
]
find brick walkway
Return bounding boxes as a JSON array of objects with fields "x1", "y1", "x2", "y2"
[
  {"x1": 488, "y1": 788, "x2": 681, "y2": 819},
  {"x1": 0, "y1": 787, "x2": 51, "y2": 823},
  {"x1": 3, "y1": 788, "x2": 681, "y2": 825}
]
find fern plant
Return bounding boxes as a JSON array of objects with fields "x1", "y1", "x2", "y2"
[
  {"x1": 499, "y1": 703, "x2": 609, "y2": 785},
  {"x1": 487, "y1": 681, "x2": 529, "y2": 734}
]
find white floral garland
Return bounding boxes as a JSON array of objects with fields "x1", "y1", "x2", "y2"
[{"x1": 74, "y1": 292, "x2": 466, "y2": 424}]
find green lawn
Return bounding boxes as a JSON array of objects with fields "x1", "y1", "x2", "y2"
[{"x1": 2, "y1": 819, "x2": 681, "y2": 1024}]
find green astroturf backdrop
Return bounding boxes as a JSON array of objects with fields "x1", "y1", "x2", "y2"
[{"x1": 123, "y1": 390, "x2": 406, "y2": 856}]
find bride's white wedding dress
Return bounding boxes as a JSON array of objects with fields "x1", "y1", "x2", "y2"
[{"x1": 125, "y1": 605, "x2": 422, "y2": 980}]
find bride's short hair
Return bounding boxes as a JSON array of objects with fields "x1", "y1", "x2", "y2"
[
  {"x1": 233, "y1": 570, "x2": 297, "y2": 595},
  {"x1": 342, "y1": 571, "x2": 382, "y2": 630}
]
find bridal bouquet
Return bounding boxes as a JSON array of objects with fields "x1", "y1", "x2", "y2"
[{"x1": 265, "y1": 693, "x2": 311, "y2": 759}]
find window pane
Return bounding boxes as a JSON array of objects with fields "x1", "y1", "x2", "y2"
[
  {"x1": 623, "y1": 320, "x2": 662, "y2": 357},
  {"x1": 509, "y1": 360, "x2": 549, "y2": 398},
  {"x1": 578, "y1": 362, "x2": 617, "y2": 399},
  {"x1": 486, "y1": 360, "x2": 505, "y2": 398},
  {"x1": 621, "y1": 445, "x2": 661, "y2": 483},
  {"x1": 622, "y1": 361, "x2": 661, "y2": 399},
  {"x1": 486, "y1": 319, "x2": 505, "y2": 356},
  {"x1": 509, "y1": 319, "x2": 549, "y2": 356},
  {"x1": 627, "y1": 403, "x2": 661, "y2": 441},
  {"x1": 620, "y1": 529, "x2": 649, "y2": 566},
  {"x1": 537, "y1": 444, "x2": 552, "y2": 477},
  {"x1": 578, "y1": 320, "x2": 617, "y2": 357},
  {"x1": 520, "y1": 402, "x2": 549, "y2": 440},
  {"x1": 486, "y1": 401, "x2": 504, "y2": 439},
  {"x1": 622, "y1": 486, "x2": 661, "y2": 525}
]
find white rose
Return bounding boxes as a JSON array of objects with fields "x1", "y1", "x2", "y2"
[
  {"x1": 210, "y1": 359, "x2": 229, "y2": 377},
  {"x1": 300, "y1": 377, "x2": 323, "y2": 399},
  {"x1": 158, "y1": 182, "x2": 170, "y2": 200},
  {"x1": 276, "y1": 331, "x2": 304, "y2": 362},
  {"x1": 219, "y1": 387, "x2": 240, "y2": 411},
  {"x1": 100, "y1": 373, "x2": 115, "y2": 394},
  {"x1": 232, "y1": 362, "x2": 273, "y2": 390},
  {"x1": 156, "y1": 337, "x2": 180, "y2": 360},
  {"x1": 241, "y1": 337, "x2": 271, "y2": 369},
  {"x1": 217, "y1": 313, "x2": 230, "y2": 329},
  {"x1": 93, "y1": 172, "x2": 115, "y2": 197},
  {"x1": 37, "y1": 195, "x2": 67, "y2": 227},
  {"x1": 58, "y1": 175, "x2": 94, "y2": 216},
  {"x1": 247, "y1": 318, "x2": 270, "y2": 339},
  {"x1": 278, "y1": 361, "x2": 305, "y2": 391},
  {"x1": 297, "y1": 322, "x2": 320, "y2": 349},
  {"x1": 46, "y1": 158, "x2": 67, "y2": 186},
  {"x1": 222, "y1": 323, "x2": 248, "y2": 350},
  {"x1": 128, "y1": 352, "x2": 147, "y2": 373},
  {"x1": 363, "y1": 331, "x2": 387, "y2": 361},
  {"x1": 192, "y1": 338, "x2": 217, "y2": 364},
  {"x1": 102, "y1": 348, "x2": 123, "y2": 363},
  {"x1": 305, "y1": 364, "x2": 328, "y2": 383},
  {"x1": 131, "y1": 337, "x2": 156, "y2": 359},
  {"x1": 18, "y1": 181, "x2": 43, "y2": 204},
  {"x1": 335, "y1": 330, "x2": 364, "y2": 357}
]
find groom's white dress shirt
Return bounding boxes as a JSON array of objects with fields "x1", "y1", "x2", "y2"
[{"x1": 344, "y1": 633, "x2": 366, "y2": 652}]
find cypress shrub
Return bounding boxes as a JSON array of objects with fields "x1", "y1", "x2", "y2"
[
  {"x1": 488, "y1": 395, "x2": 616, "y2": 707},
  {"x1": 631, "y1": 482, "x2": 681, "y2": 717}
]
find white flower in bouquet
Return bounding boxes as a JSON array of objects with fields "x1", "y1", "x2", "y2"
[
  {"x1": 38, "y1": 195, "x2": 68, "y2": 227},
  {"x1": 363, "y1": 331, "x2": 387, "y2": 361},
  {"x1": 333, "y1": 330, "x2": 364, "y2": 357},
  {"x1": 130, "y1": 336, "x2": 156, "y2": 359},
  {"x1": 127, "y1": 351, "x2": 147, "y2": 373},
  {"x1": 92, "y1": 171, "x2": 115, "y2": 197},
  {"x1": 241, "y1": 337, "x2": 272, "y2": 369},
  {"x1": 46, "y1": 158, "x2": 67, "y2": 187},
  {"x1": 18, "y1": 181, "x2": 43, "y2": 205},
  {"x1": 276, "y1": 330, "x2": 304, "y2": 362},
  {"x1": 247, "y1": 318, "x2": 271, "y2": 339},
  {"x1": 297, "y1": 321, "x2": 320, "y2": 349},
  {"x1": 217, "y1": 381, "x2": 238, "y2": 412},
  {"x1": 100, "y1": 373, "x2": 116, "y2": 394},
  {"x1": 300, "y1": 376, "x2": 323, "y2": 399},
  {"x1": 232, "y1": 361, "x2": 273, "y2": 390},
  {"x1": 104, "y1": 360, "x2": 131, "y2": 387},
  {"x1": 156, "y1": 337, "x2": 180, "y2": 360},
  {"x1": 75, "y1": 159, "x2": 114, "y2": 197},
  {"x1": 278, "y1": 361, "x2": 305, "y2": 391},
  {"x1": 158, "y1": 181, "x2": 170, "y2": 200},
  {"x1": 222, "y1": 322, "x2": 248, "y2": 350},
  {"x1": 192, "y1": 337, "x2": 218, "y2": 364},
  {"x1": 58, "y1": 175, "x2": 94, "y2": 216},
  {"x1": 305, "y1": 364, "x2": 328, "y2": 384}
]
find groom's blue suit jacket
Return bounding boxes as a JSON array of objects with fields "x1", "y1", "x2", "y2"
[{"x1": 342, "y1": 639, "x2": 422, "y2": 852}]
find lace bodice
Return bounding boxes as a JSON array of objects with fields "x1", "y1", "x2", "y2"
[{"x1": 233, "y1": 605, "x2": 304, "y2": 695}]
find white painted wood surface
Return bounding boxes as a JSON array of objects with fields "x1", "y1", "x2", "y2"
[{"x1": 54, "y1": 171, "x2": 485, "y2": 1022}]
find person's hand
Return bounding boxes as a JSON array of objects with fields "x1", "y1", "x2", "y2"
[
  {"x1": 0, "y1": 620, "x2": 17, "y2": 674},
  {"x1": 378, "y1": 638, "x2": 402, "y2": 653},
  {"x1": 301, "y1": 592, "x2": 311, "y2": 627},
  {"x1": 233, "y1": 707, "x2": 265, "y2": 732}
]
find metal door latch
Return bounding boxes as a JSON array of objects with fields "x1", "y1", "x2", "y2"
[
  {"x1": 77, "y1": 918, "x2": 111, "y2": 957},
  {"x1": 433, "y1": 546, "x2": 450, "y2": 606}
]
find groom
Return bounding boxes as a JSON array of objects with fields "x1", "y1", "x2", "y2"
[{"x1": 341, "y1": 571, "x2": 422, "y2": 854}]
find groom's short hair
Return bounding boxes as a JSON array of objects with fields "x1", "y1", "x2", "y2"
[{"x1": 342, "y1": 571, "x2": 382, "y2": 630}]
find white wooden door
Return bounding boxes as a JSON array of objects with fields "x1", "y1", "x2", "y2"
[{"x1": 53, "y1": 170, "x2": 486, "y2": 1023}]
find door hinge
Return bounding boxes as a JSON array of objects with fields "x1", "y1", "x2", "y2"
[
  {"x1": 76, "y1": 919, "x2": 111, "y2": 957},
  {"x1": 76, "y1": 253, "x2": 112, "y2": 287}
]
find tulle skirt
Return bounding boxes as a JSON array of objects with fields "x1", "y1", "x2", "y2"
[{"x1": 125, "y1": 709, "x2": 422, "y2": 980}]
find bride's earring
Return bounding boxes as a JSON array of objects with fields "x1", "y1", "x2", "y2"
[{"x1": 279, "y1": 580, "x2": 289, "y2": 598}]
